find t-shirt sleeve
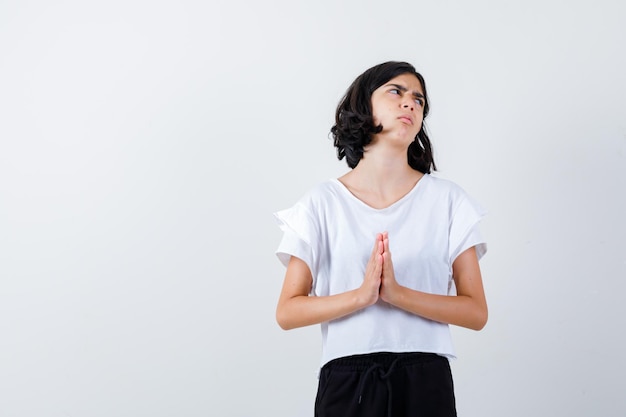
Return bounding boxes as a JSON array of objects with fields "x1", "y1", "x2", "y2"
[
  {"x1": 449, "y1": 192, "x2": 487, "y2": 263},
  {"x1": 273, "y1": 202, "x2": 320, "y2": 279}
]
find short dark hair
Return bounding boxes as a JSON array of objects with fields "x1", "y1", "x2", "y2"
[{"x1": 331, "y1": 61, "x2": 436, "y2": 173}]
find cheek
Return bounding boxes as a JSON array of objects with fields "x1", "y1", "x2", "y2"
[
  {"x1": 371, "y1": 107, "x2": 384, "y2": 125},
  {"x1": 416, "y1": 114, "x2": 425, "y2": 128}
]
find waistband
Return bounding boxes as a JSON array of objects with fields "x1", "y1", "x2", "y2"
[{"x1": 322, "y1": 351, "x2": 445, "y2": 372}]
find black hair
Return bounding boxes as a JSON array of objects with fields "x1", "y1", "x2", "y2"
[{"x1": 331, "y1": 61, "x2": 436, "y2": 173}]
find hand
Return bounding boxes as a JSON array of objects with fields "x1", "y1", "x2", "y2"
[
  {"x1": 379, "y1": 232, "x2": 400, "y2": 304},
  {"x1": 358, "y1": 233, "x2": 384, "y2": 307}
]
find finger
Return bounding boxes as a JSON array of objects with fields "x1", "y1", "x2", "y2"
[
  {"x1": 366, "y1": 242, "x2": 384, "y2": 275},
  {"x1": 366, "y1": 235, "x2": 385, "y2": 283},
  {"x1": 370, "y1": 235, "x2": 383, "y2": 257},
  {"x1": 381, "y1": 244, "x2": 393, "y2": 274},
  {"x1": 382, "y1": 251, "x2": 392, "y2": 267},
  {"x1": 370, "y1": 245, "x2": 384, "y2": 272},
  {"x1": 383, "y1": 234, "x2": 390, "y2": 254}
]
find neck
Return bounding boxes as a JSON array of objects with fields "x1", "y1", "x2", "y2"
[
  {"x1": 363, "y1": 139, "x2": 414, "y2": 173},
  {"x1": 344, "y1": 144, "x2": 423, "y2": 194}
]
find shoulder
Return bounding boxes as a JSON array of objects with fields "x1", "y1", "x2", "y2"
[
  {"x1": 421, "y1": 174, "x2": 486, "y2": 216},
  {"x1": 294, "y1": 179, "x2": 343, "y2": 209},
  {"x1": 421, "y1": 174, "x2": 469, "y2": 199}
]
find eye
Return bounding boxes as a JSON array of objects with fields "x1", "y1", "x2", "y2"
[
  {"x1": 389, "y1": 88, "x2": 400, "y2": 95},
  {"x1": 415, "y1": 98, "x2": 424, "y2": 107}
]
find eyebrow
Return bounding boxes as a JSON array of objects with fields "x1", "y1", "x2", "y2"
[{"x1": 386, "y1": 83, "x2": 425, "y2": 99}]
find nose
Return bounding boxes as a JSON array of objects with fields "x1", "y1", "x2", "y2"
[{"x1": 401, "y1": 98, "x2": 414, "y2": 111}]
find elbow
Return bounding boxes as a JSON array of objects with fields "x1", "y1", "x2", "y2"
[
  {"x1": 276, "y1": 308, "x2": 295, "y2": 331},
  {"x1": 471, "y1": 318, "x2": 487, "y2": 331},
  {"x1": 470, "y1": 308, "x2": 488, "y2": 331},
  {"x1": 276, "y1": 317, "x2": 293, "y2": 331}
]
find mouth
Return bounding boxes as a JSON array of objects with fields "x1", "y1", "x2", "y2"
[{"x1": 398, "y1": 115, "x2": 413, "y2": 125}]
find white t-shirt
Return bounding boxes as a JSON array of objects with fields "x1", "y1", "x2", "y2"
[{"x1": 274, "y1": 174, "x2": 487, "y2": 368}]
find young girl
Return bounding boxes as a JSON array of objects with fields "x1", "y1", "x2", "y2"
[{"x1": 274, "y1": 61, "x2": 488, "y2": 417}]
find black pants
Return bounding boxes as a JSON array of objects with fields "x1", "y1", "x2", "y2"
[{"x1": 314, "y1": 352, "x2": 457, "y2": 417}]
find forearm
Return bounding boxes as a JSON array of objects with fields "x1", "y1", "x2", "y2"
[
  {"x1": 276, "y1": 289, "x2": 369, "y2": 330},
  {"x1": 386, "y1": 286, "x2": 488, "y2": 330}
]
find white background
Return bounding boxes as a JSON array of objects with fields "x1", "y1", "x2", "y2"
[{"x1": 1, "y1": 1, "x2": 625, "y2": 416}]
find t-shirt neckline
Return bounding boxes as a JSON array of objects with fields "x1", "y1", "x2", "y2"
[{"x1": 330, "y1": 174, "x2": 429, "y2": 212}]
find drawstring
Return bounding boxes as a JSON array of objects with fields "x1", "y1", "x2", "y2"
[
  {"x1": 356, "y1": 357, "x2": 401, "y2": 417},
  {"x1": 356, "y1": 364, "x2": 380, "y2": 404}
]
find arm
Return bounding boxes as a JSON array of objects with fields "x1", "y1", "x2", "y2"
[
  {"x1": 379, "y1": 235, "x2": 488, "y2": 330},
  {"x1": 276, "y1": 234, "x2": 385, "y2": 330}
]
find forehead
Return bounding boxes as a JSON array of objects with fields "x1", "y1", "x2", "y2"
[{"x1": 379, "y1": 73, "x2": 424, "y2": 94}]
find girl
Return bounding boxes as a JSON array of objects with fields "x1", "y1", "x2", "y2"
[{"x1": 274, "y1": 61, "x2": 488, "y2": 417}]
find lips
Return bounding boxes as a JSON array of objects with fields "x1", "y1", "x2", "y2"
[{"x1": 398, "y1": 115, "x2": 413, "y2": 125}]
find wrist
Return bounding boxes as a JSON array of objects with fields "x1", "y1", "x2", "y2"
[
  {"x1": 354, "y1": 286, "x2": 377, "y2": 309},
  {"x1": 381, "y1": 281, "x2": 403, "y2": 305}
]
